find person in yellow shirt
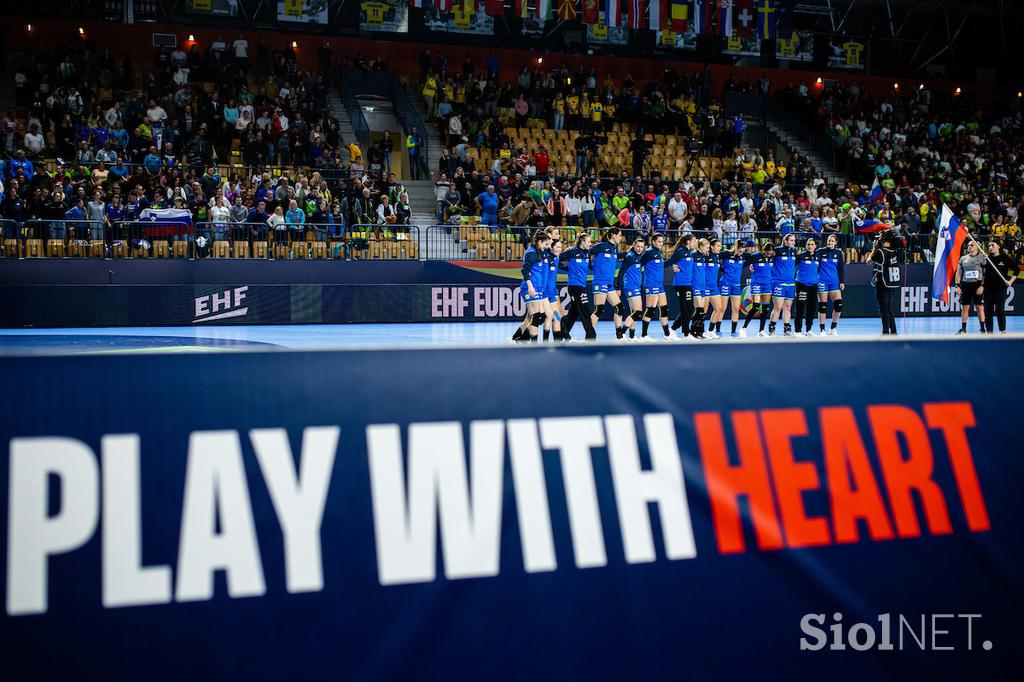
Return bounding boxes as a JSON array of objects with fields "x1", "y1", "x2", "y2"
[
  {"x1": 453, "y1": 83, "x2": 465, "y2": 107},
  {"x1": 751, "y1": 167, "x2": 767, "y2": 184},
  {"x1": 603, "y1": 100, "x2": 616, "y2": 131},
  {"x1": 765, "y1": 158, "x2": 776, "y2": 178},
  {"x1": 590, "y1": 99, "x2": 602, "y2": 133},
  {"x1": 566, "y1": 92, "x2": 580, "y2": 129},
  {"x1": 422, "y1": 74, "x2": 438, "y2": 118},
  {"x1": 348, "y1": 141, "x2": 362, "y2": 163},
  {"x1": 442, "y1": 81, "x2": 454, "y2": 103},
  {"x1": 580, "y1": 94, "x2": 592, "y2": 124},
  {"x1": 776, "y1": 164, "x2": 787, "y2": 180},
  {"x1": 552, "y1": 94, "x2": 565, "y2": 132}
]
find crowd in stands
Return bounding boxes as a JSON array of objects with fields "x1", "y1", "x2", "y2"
[
  {"x1": 1, "y1": 30, "x2": 1021, "y2": 264},
  {"x1": 0, "y1": 32, "x2": 421, "y2": 254}
]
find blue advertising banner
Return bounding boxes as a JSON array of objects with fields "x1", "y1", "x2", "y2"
[{"x1": 1, "y1": 339, "x2": 1022, "y2": 679}]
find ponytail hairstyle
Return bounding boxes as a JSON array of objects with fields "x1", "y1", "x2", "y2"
[
  {"x1": 575, "y1": 232, "x2": 591, "y2": 247},
  {"x1": 709, "y1": 238, "x2": 721, "y2": 250},
  {"x1": 673, "y1": 232, "x2": 695, "y2": 250},
  {"x1": 602, "y1": 227, "x2": 622, "y2": 242},
  {"x1": 697, "y1": 237, "x2": 711, "y2": 252},
  {"x1": 532, "y1": 229, "x2": 549, "y2": 246}
]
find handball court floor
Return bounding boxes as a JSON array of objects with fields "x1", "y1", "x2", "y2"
[{"x1": 0, "y1": 317, "x2": 1013, "y2": 355}]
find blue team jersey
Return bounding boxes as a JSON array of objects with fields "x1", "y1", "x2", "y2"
[
  {"x1": 590, "y1": 241, "x2": 618, "y2": 284},
  {"x1": 777, "y1": 219, "x2": 796, "y2": 236},
  {"x1": 545, "y1": 251, "x2": 559, "y2": 297},
  {"x1": 522, "y1": 246, "x2": 547, "y2": 286},
  {"x1": 641, "y1": 247, "x2": 664, "y2": 290},
  {"x1": 721, "y1": 252, "x2": 745, "y2": 285},
  {"x1": 561, "y1": 246, "x2": 591, "y2": 287},
  {"x1": 670, "y1": 248, "x2": 695, "y2": 286},
  {"x1": 750, "y1": 252, "x2": 774, "y2": 285},
  {"x1": 796, "y1": 252, "x2": 819, "y2": 286},
  {"x1": 817, "y1": 247, "x2": 844, "y2": 284},
  {"x1": 619, "y1": 251, "x2": 644, "y2": 294},
  {"x1": 692, "y1": 253, "x2": 707, "y2": 290},
  {"x1": 704, "y1": 253, "x2": 722, "y2": 291},
  {"x1": 772, "y1": 246, "x2": 797, "y2": 284}
]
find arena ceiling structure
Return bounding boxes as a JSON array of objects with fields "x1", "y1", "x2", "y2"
[{"x1": 10, "y1": 0, "x2": 1023, "y2": 80}]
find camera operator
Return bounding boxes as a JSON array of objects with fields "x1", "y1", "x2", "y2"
[
  {"x1": 868, "y1": 230, "x2": 902, "y2": 335},
  {"x1": 629, "y1": 137, "x2": 651, "y2": 178}
]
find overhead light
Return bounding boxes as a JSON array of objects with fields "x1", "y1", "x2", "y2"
[
  {"x1": 893, "y1": 82, "x2": 899, "y2": 90},
  {"x1": 815, "y1": 77, "x2": 822, "y2": 85},
  {"x1": 566, "y1": 77, "x2": 572, "y2": 85},
  {"x1": 26, "y1": 24, "x2": 32, "y2": 32},
  {"x1": 291, "y1": 41, "x2": 298, "y2": 48},
  {"x1": 78, "y1": 27, "x2": 85, "y2": 35},
  {"x1": 955, "y1": 87, "x2": 962, "y2": 95},
  {"x1": 1018, "y1": 91, "x2": 1022, "y2": 98},
  {"x1": 363, "y1": 106, "x2": 375, "y2": 112},
  {"x1": 188, "y1": 34, "x2": 195, "y2": 42},
  {"x1": 918, "y1": 83, "x2": 924, "y2": 90},
  {"x1": 537, "y1": 57, "x2": 543, "y2": 64}
]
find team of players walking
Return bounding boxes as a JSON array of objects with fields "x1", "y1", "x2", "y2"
[{"x1": 511, "y1": 226, "x2": 847, "y2": 342}]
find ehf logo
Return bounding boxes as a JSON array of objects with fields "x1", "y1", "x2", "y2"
[{"x1": 194, "y1": 286, "x2": 249, "y2": 323}]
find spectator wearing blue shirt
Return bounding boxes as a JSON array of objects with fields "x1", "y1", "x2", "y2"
[
  {"x1": 11, "y1": 151, "x2": 34, "y2": 181},
  {"x1": 475, "y1": 185, "x2": 501, "y2": 229},
  {"x1": 143, "y1": 147, "x2": 162, "y2": 174}
]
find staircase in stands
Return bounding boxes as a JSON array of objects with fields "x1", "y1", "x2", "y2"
[{"x1": 764, "y1": 114, "x2": 847, "y2": 187}]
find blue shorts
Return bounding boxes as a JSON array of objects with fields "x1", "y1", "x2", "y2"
[
  {"x1": 520, "y1": 282, "x2": 546, "y2": 303},
  {"x1": 772, "y1": 283, "x2": 796, "y2": 300},
  {"x1": 593, "y1": 281, "x2": 612, "y2": 294},
  {"x1": 547, "y1": 291, "x2": 559, "y2": 303},
  {"x1": 720, "y1": 283, "x2": 741, "y2": 297},
  {"x1": 624, "y1": 288, "x2": 642, "y2": 299},
  {"x1": 644, "y1": 286, "x2": 664, "y2": 296},
  {"x1": 818, "y1": 279, "x2": 841, "y2": 293},
  {"x1": 750, "y1": 282, "x2": 770, "y2": 296},
  {"x1": 695, "y1": 288, "x2": 712, "y2": 298}
]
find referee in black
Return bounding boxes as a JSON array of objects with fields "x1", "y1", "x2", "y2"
[
  {"x1": 868, "y1": 230, "x2": 902, "y2": 335},
  {"x1": 983, "y1": 239, "x2": 1019, "y2": 334}
]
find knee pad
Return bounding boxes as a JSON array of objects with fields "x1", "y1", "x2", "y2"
[
  {"x1": 530, "y1": 312, "x2": 547, "y2": 327},
  {"x1": 615, "y1": 302, "x2": 626, "y2": 316},
  {"x1": 594, "y1": 303, "x2": 606, "y2": 317},
  {"x1": 818, "y1": 302, "x2": 829, "y2": 314},
  {"x1": 644, "y1": 306, "x2": 658, "y2": 319},
  {"x1": 659, "y1": 304, "x2": 669, "y2": 318},
  {"x1": 630, "y1": 310, "x2": 644, "y2": 321},
  {"x1": 833, "y1": 300, "x2": 843, "y2": 312}
]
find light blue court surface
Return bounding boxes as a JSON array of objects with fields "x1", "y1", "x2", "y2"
[{"x1": 0, "y1": 316, "x2": 1012, "y2": 355}]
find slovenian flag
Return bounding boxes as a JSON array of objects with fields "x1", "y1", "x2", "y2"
[
  {"x1": 140, "y1": 207, "x2": 193, "y2": 238},
  {"x1": 854, "y1": 218, "x2": 892, "y2": 234},
  {"x1": 868, "y1": 176, "x2": 884, "y2": 206},
  {"x1": 931, "y1": 204, "x2": 969, "y2": 303}
]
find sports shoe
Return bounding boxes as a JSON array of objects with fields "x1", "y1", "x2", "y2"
[
  {"x1": 829, "y1": 329, "x2": 839, "y2": 336},
  {"x1": 784, "y1": 330, "x2": 794, "y2": 337},
  {"x1": 666, "y1": 331, "x2": 681, "y2": 340},
  {"x1": 956, "y1": 329, "x2": 966, "y2": 335},
  {"x1": 738, "y1": 328, "x2": 748, "y2": 338},
  {"x1": 730, "y1": 331, "x2": 739, "y2": 338},
  {"x1": 702, "y1": 331, "x2": 715, "y2": 339},
  {"x1": 757, "y1": 330, "x2": 768, "y2": 337}
]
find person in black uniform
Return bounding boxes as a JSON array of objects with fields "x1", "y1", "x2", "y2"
[
  {"x1": 868, "y1": 231, "x2": 902, "y2": 335},
  {"x1": 983, "y1": 239, "x2": 1019, "y2": 334}
]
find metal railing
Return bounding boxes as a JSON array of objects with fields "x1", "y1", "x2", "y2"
[{"x1": 426, "y1": 225, "x2": 580, "y2": 261}]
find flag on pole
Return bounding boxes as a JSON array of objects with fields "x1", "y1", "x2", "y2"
[
  {"x1": 581, "y1": 0, "x2": 599, "y2": 21},
  {"x1": 931, "y1": 204, "x2": 969, "y2": 302},
  {"x1": 485, "y1": 0, "x2": 505, "y2": 14},
  {"x1": 717, "y1": 0, "x2": 733, "y2": 36},
  {"x1": 868, "y1": 177, "x2": 885, "y2": 206},
  {"x1": 649, "y1": 0, "x2": 668, "y2": 28},
  {"x1": 669, "y1": 0, "x2": 689, "y2": 31},
  {"x1": 627, "y1": 0, "x2": 645, "y2": 28},
  {"x1": 557, "y1": 0, "x2": 578, "y2": 19},
  {"x1": 436, "y1": 0, "x2": 454, "y2": 11},
  {"x1": 537, "y1": 0, "x2": 552, "y2": 19},
  {"x1": 514, "y1": 0, "x2": 529, "y2": 16},
  {"x1": 734, "y1": 0, "x2": 754, "y2": 36},
  {"x1": 409, "y1": 0, "x2": 426, "y2": 7},
  {"x1": 605, "y1": 0, "x2": 621, "y2": 26}
]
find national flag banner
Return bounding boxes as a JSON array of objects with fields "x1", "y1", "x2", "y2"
[
  {"x1": 649, "y1": 0, "x2": 668, "y2": 29},
  {"x1": 514, "y1": 0, "x2": 529, "y2": 16},
  {"x1": 605, "y1": 0, "x2": 621, "y2": 26},
  {"x1": 931, "y1": 204, "x2": 969, "y2": 302},
  {"x1": 582, "y1": 0, "x2": 600, "y2": 22},
  {"x1": 692, "y1": 0, "x2": 713, "y2": 34},
  {"x1": 868, "y1": 177, "x2": 884, "y2": 206},
  {"x1": 756, "y1": 0, "x2": 776, "y2": 39},
  {"x1": 557, "y1": 0, "x2": 577, "y2": 19},
  {"x1": 733, "y1": 0, "x2": 754, "y2": 36},
  {"x1": 485, "y1": 0, "x2": 505, "y2": 14},
  {"x1": 627, "y1": 0, "x2": 645, "y2": 28},
  {"x1": 776, "y1": 0, "x2": 794, "y2": 36},
  {"x1": 717, "y1": 0, "x2": 733, "y2": 36},
  {"x1": 854, "y1": 218, "x2": 892, "y2": 234},
  {"x1": 669, "y1": 0, "x2": 688, "y2": 31},
  {"x1": 139, "y1": 207, "x2": 194, "y2": 239},
  {"x1": 537, "y1": 0, "x2": 552, "y2": 19},
  {"x1": 409, "y1": 0, "x2": 426, "y2": 7},
  {"x1": 435, "y1": 0, "x2": 454, "y2": 10}
]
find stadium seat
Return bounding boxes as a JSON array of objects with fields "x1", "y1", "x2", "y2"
[
  {"x1": 46, "y1": 239, "x2": 66, "y2": 258},
  {"x1": 153, "y1": 241, "x2": 170, "y2": 258},
  {"x1": 232, "y1": 241, "x2": 250, "y2": 258},
  {"x1": 213, "y1": 241, "x2": 230, "y2": 258},
  {"x1": 111, "y1": 242, "x2": 129, "y2": 258},
  {"x1": 253, "y1": 241, "x2": 268, "y2": 259},
  {"x1": 173, "y1": 242, "x2": 189, "y2": 258},
  {"x1": 23, "y1": 239, "x2": 43, "y2": 258}
]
